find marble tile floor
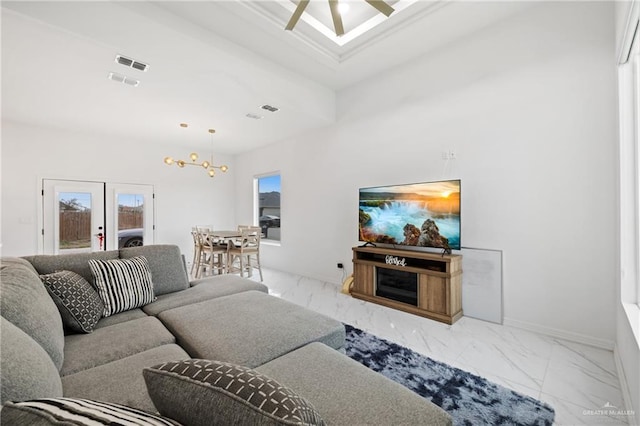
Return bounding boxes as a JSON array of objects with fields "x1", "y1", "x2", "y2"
[{"x1": 247, "y1": 268, "x2": 632, "y2": 426}]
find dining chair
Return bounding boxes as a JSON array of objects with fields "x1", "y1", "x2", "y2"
[
  {"x1": 228, "y1": 225, "x2": 253, "y2": 248},
  {"x1": 226, "y1": 226, "x2": 263, "y2": 281},
  {"x1": 196, "y1": 228, "x2": 227, "y2": 278},
  {"x1": 190, "y1": 227, "x2": 204, "y2": 278}
]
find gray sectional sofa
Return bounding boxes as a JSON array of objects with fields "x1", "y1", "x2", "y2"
[{"x1": 0, "y1": 244, "x2": 451, "y2": 425}]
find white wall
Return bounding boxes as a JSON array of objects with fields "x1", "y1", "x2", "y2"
[
  {"x1": 235, "y1": 2, "x2": 618, "y2": 347},
  {"x1": 1, "y1": 120, "x2": 236, "y2": 259}
]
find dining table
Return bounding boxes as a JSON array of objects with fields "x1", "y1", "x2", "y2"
[
  {"x1": 207, "y1": 230, "x2": 242, "y2": 240},
  {"x1": 202, "y1": 230, "x2": 243, "y2": 250}
]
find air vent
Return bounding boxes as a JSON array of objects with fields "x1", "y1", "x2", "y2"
[
  {"x1": 123, "y1": 77, "x2": 140, "y2": 87},
  {"x1": 116, "y1": 56, "x2": 133, "y2": 67},
  {"x1": 131, "y1": 61, "x2": 147, "y2": 71},
  {"x1": 246, "y1": 113, "x2": 264, "y2": 120},
  {"x1": 260, "y1": 104, "x2": 280, "y2": 113},
  {"x1": 109, "y1": 72, "x2": 125, "y2": 83},
  {"x1": 115, "y1": 54, "x2": 149, "y2": 72},
  {"x1": 108, "y1": 72, "x2": 140, "y2": 87}
]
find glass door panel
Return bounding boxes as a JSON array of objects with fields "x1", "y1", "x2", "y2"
[
  {"x1": 42, "y1": 180, "x2": 105, "y2": 254},
  {"x1": 58, "y1": 192, "x2": 92, "y2": 251},
  {"x1": 117, "y1": 193, "x2": 144, "y2": 247},
  {"x1": 105, "y1": 183, "x2": 154, "y2": 250}
]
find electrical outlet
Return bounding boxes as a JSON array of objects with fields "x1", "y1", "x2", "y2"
[{"x1": 337, "y1": 262, "x2": 344, "y2": 269}]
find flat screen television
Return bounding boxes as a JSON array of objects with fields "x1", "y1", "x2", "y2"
[{"x1": 358, "y1": 179, "x2": 461, "y2": 251}]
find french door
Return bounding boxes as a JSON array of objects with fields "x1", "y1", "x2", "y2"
[{"x1": 42, "y1": 179, "x2": 154, "y2": 254}]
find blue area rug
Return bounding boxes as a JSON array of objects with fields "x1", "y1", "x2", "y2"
[{"x1": 344, "y1": 324, "x2": 555, "y2": 426}]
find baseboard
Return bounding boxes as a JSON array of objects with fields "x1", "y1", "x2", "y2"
[
  {"x1": 264, "y1": 266, "x2": 343, "y2": 292},
  {"x1": 503, "y1": 317, "x2": 615, "y2": 350},
  {"x1": 614, "y1": 344, "x2": 639, "y2": 425}
]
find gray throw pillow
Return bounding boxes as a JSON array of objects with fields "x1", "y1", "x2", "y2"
[
  {"x1": 1, "y1": 398, "x2": 182, "y2": 425},
  {"x1": 120, "y1": 245, "x2": 189, "y2": 296},
  {"x1": 40, "y1": 270, "x2": 104, "y2": 333},
  {"x1": 143, "y1": 359, "x2": 326, "y2": 426},
  {"x1": 88, "y1": 256, "x2": 155, "y2": 317}
]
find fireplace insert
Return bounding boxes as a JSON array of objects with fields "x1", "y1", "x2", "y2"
[{"x1": 375, "y1": 267, "x2": 418, "y2": 306}]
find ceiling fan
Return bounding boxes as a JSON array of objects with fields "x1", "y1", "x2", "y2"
[{"x1": 285, "y1": 0, "x2": 395, "y2": 37}]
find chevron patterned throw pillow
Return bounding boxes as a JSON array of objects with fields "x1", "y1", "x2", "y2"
[{"x1": 144, "y1": 359, "x2": 325, "y2": 426}]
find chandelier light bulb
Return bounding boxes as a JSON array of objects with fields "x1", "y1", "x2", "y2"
[
  {"x1": 190, "y1": 153, "x2": 198, "y2": 162},
  {"x1": 177, "y1": 160, "x2": 185, "y2": 168},
  {"x1": 220, "y1": 165, "x2": 229, "y2": 173},
  {"x1": 164, "y1": 157, "x2": 174, "y2": 165},
  {"x1": 208, "y1": 169, "x2": 215, "y2": 177},
  {"x1": 202, "y1": 161, "x2": 210, "y2": 168}
]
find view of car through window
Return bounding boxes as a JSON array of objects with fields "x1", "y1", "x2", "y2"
[
  {"x1": 259, "y1": 215, "x2": 280, "y2": 228},
  {"x1": 118, "y1": 228, "x2": 143, "y2": 248}
]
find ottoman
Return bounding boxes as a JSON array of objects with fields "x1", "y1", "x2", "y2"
[
  {"x1": 157, "y1": 290, "x2": 345, "y2": 368},
  {"x1": 256, "y1": 342, "x2": 452, "y2": 426}
]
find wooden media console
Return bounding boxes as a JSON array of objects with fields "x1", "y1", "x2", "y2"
[{"x1": 351, "y1": 246, "x2": 463, "y2": 324}]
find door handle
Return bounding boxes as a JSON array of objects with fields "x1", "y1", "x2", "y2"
[{"x1": 95, "y1": 227, "x2": 104, "y2": 250}]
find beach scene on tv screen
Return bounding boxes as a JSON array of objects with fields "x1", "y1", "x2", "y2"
[{"x1": 359, "y1": 180, "x2": 461, "y2": 250}]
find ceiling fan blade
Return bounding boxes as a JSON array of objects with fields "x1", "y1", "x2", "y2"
[
  {"x1": 364, "y1": 0, "x2": 395, "y2": 17},
  {"x1": 285, "y1": 0, "x2": 310, "y2": 31},
  {"x1": 328, "y1": 0, "x2": 344, "y2": 36}
]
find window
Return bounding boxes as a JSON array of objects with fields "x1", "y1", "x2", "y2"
[
  {"x1": 634, "y1": 33, "x2": 640, "y2": 306},
  {"x1": 618, "y1": 13, "x2": 640, "y2": 306},
  {"x1": 255, "y1": 173, "x2": 281, "y2": 242}
]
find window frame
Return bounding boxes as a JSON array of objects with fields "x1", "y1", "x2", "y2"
[{"x1": 618, "y1": 9, "x2": 640, "y2": 309}]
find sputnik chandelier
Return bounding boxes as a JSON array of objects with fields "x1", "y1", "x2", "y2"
[
  {"x1": 163, "y1": 123, "x2": 229, "y2": 178},
  {"x1": 285, "y1": 0, "x2": 395, "y2": 37}
]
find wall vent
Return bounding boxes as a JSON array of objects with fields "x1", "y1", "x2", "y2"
[
  {"x1": 115, "y1": 54, "x2": 149, "y2": 72},
  {"x1": 260, "y1": 104, "x2": 280, "y2": 112},
  {"x1": 108, "y1": 72, "x2": 140, "y2": 87},
  {"x1": 246, "y1": 113, "x2": 264, "y2": 120}
]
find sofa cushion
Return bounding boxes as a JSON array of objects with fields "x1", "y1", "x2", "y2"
[
  {"x1": 144, "y1": 359, "x2": 325, "y2": 426},
  {"x1": 61, "y1": 317, "x2": 175, "y2": 376},
  {"x1": 158, "y1": 291, "x2": 345, "y2": 368},
  {"x1": 40, "y1": 270, "x2": 104, "y2": 333},
  {"x1": 142, "y1": 274, "x2": 268, "y2": 316},
  {"x1": 0, "y1": 263, "x2": 65, "y2": 370},
  {"x1": 1, "y1": 398, "x2": 181, "y2": 425},
  {"x1": 256, "y1": 342, "x2": 452, "y2": 426},
  {"x1": 0, "y1": 317, "x2": 63, "y2": 405},
  {"x1": 88, "y1": 256, "x2": 155, "y2": 317},
  {"x1": 94, "y1": 308, "x2": 148, "y2": 329},
  {"x1": 120, "y1": 245, "x2": 189, "y2": 296},
  {"x1": 62, "y1": 344, "x2": 190, "y2": 413},
  {"x1": 23, "y1": 250, "x2": 119, "y2": 284}
]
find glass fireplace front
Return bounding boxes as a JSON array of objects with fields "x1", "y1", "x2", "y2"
[{"x1": 375, "y1": 267, "x2": 418, "y2": 306}]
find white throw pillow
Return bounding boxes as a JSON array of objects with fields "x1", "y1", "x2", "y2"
[{"x1": 88, "y1": 256, "x2": 155, "y2": 317}]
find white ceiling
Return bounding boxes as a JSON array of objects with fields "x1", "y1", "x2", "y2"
[{"x1": 1, "y1": 1, "x2": 532, "y2": 155}]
